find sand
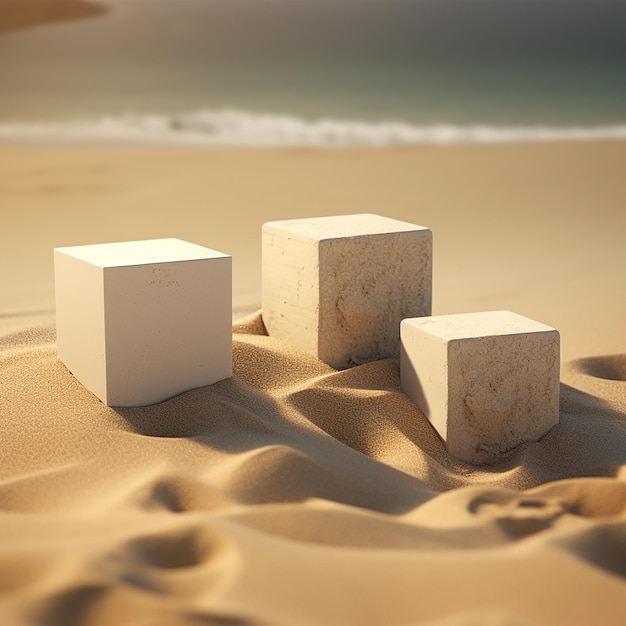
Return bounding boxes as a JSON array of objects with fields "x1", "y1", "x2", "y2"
[
  {"x1": 2, "y1": 141, "x2": 626, "y2": 360},
  {"x1": 3, "y1": 8, "x2": 626, "y2": 625},
  {"x1": 0, "y1": 1, "x2": 107, "y2": 34},
  {"x1": 1, "y1": 140, "x2": 626, "y2": 625}
]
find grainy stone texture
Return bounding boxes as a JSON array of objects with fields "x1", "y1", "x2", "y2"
[
  {"x1": 400, "y1": 310, "x2": 560, "y2": 465},
  {"x1": 262, "y1": 214, "x2": 432, "y2": 369},
  {"x1": 54, "y1": 238, "x2": 232, "y2": 407}
]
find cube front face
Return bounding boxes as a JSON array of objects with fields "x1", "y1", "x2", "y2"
[
  {"x1": 401, "y1": 311, "x2": 560, "y2": 465},
  {"x1": 319, "y1": 230, "x2": 432, "y2": 368},
  {"x1": 103, "y1": 257, "x2": 232, "y2": 406},
  {"x1": 55, "y1": 239, "x2": 232, "y2": 407},
  {"x1": 447, "y1": 330, "x2": 560, "y2": 464},
  {"x1": 262, "y1": 214, "x2": 432, "y2": 369}
]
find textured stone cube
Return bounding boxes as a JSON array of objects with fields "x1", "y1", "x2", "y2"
[
  {"x1": 54, "y1": 238, "x2": 232, "y2": 407},
  {"x1": 262, "y1": 214, "x2": 432, "y2": 369},
  {"x1": 400, "y1": 310, "x2": 560, "y2": 465}
]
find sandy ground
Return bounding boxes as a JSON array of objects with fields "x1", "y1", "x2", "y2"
[
  {"x1": 0, "y1": 0, "x2": 108, "y2": 33},
  {"x1": 0, "y1": 0, "x2": 107, "y2": 34},
  {"x1": 1, "y1": 141, "x2": 626, "y2": 625},
  {"x1": 2, "y1": 141, "x2": 626, "y2": 359}
]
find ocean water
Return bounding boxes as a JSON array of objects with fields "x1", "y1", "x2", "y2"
[{"x1": 1, "y1": 0, "x2": 625, "y2": 145}]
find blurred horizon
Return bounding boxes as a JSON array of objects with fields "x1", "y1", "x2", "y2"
[{"x1": 1, "y1": 0, "x2": 625, "y2": 144}]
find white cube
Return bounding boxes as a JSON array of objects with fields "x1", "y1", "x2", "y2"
[
  {"x1": 262, "y1": 214, "x2": 432, "y2": 369},
  {"x1": 401, "y1": 311, "x2": 560, "y2": 465},
  {"x1": 54, "y1": 238, "x2": 232, "y2": 407}
]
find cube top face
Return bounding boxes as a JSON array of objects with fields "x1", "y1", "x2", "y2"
[
  {"x1": 263, "y1": 213, "x2": 430, "y2": 244},
  {"x1": 54, "y1": 238, "x2": 229, "y2": 269},
  {"x1": 401, "y1": 310, "x2": 557, "y2": 343}
]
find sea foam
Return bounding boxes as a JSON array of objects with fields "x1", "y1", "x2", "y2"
[{"x1": 1, "y1": 110, "x2": 626, "y2": 146}]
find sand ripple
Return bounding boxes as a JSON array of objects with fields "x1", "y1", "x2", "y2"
[{"x1": 1, "y1": 313, "x2": 626, "y2": 624}]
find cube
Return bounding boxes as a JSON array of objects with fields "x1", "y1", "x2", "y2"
[
  {"x1": 262, "y1": 214, "x2": 432, "y2": 369},
  {"x1": 54, "y1": 238, "x2": 232, "y2": 407},
  {"x1": 400, "y1": 310, "x2": 560, "y2": 465}
]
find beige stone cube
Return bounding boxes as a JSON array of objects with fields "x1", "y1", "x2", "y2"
[
  {"x1": 400, "y1": 310, "x2": 560, "y2": 465},
  {"x1": 262, "y1": 214, "x2": 432, "y2": 369},
  {"x1": 54, "y1": 238, "x2": 232, "y2": 407}
]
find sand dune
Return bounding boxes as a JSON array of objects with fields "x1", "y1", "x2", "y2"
[
  {"x1": 1, "y1": 311, "x2": 626, "y2": 624},
  {"x1": 1, "y1": 141, "x2": 626, "y2": 624}
]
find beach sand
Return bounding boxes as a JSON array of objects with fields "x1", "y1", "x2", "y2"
[
  {"x1": 0, "y1": 1, "x2": 107, "y2": 34},
  {"x1": 1, "y1": 140, "x2": 626, "y2": 625}
]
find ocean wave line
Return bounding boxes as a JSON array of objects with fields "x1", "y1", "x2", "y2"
[{"x1": 1, "y1": 110, "x2": 626, "y2": 146}]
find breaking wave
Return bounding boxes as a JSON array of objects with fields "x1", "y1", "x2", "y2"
[{"x1": 1, "y1": 110, "x2": 626, "y2": 146}]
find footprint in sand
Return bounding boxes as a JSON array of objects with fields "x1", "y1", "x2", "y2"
[
  {"x1": 97, "y1": 525, "x2": 238, "y2": 600},
  {"x1": 469, "y1": 479, "x2": 626, "y2": 546},
  {"x1": 570, "y1": 354, "x2": 626, "y2": 381},
  {"x1": 470, "y1": 493, "x2": 569, "y2": 538}
]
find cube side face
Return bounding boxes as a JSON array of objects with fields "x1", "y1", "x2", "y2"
[
  {"x1": 400, "y1": 320, "x2": 449, "y2": 440},
  {"x1": 54, "y1": 250, "x2": 107, "y2": 402},
  {"x1": 261, "y1": 227, "x2": 320, "y2": 355},
  {"x1": 103, "y1": 257, "x2": 232, "y2": 407},
  {"x1": 447, "y1": 330, "x2": 560, "y2": 464},
  {"x1": 319, "y1": 229, "x2": 432, "y2": 369}
]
